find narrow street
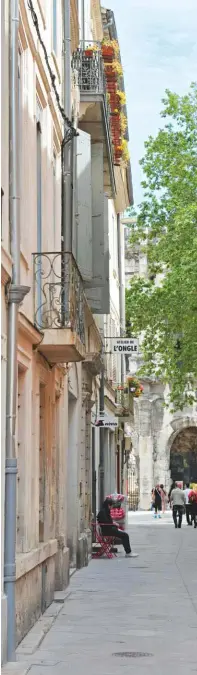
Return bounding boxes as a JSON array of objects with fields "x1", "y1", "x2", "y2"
[{"x1": 8, "y1": 513, "x2": 197, "y2": 675}]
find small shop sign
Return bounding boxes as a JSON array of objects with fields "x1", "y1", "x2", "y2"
[
  {"x1": 111, "y1": 338, "x2": 139, "y2": 355},
  {"x1": 94, "y1": 413, "x2": 118, "y2": 428}
]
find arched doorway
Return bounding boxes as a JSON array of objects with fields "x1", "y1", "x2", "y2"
[{"x1": 170, "y1": 426, "x2": 197, "y2": 484}]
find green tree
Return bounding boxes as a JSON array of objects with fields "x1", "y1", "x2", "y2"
[
  {"x1": 126, "y1": 83, "x2": 197, "y2": 410},
  {"x1": 124, "y1": 206, "x2": 137, "y2": 218}
]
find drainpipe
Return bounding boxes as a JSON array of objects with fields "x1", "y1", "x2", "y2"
[
  {"x1": 81, "y1": 0, "x2": 85, "y2": 45},
  {"x1": 4, "y1": 0, "x2": 29, "y2": 661},
  {"x1": 99, "y1": 363, "x2": 105, "y2": 508},
  {"x1": 62, "y1": 0, "x2": 72, "y2": 251}
]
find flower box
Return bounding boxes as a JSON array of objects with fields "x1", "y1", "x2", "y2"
[
  {"x1": 105, "y1": 72, "x2": 118, "y2": 82},
  {"x1": 127, "y1": 376, "x2": 144, "y2": 398},
  {"x1": 85, "y1": 49, "x2": 93, "y2": 57},
  {"x1": 102, "y1": 45, "x2": 115, "y2": 58},
  {"x1": 110, "y1": 97, "x2": 121, "y2": 112},
  {"x1": 106, "y1": 81, "x2": 117, "y2": 91},
  {"x1": 105, "y1": 65, "x2": 118, "y2": 80},
  {"x1": 84, "y1": 45, "x2": 99, "y2": 58}
]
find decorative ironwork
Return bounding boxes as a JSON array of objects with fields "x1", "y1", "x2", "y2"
[
  {"x1": 33, "y1": 252, "x2": 85, "y2": 344},
  {"x1": 72, "y1": 44, "x2": 112, "y2": 134},
  {"x1": 115, "y1": 384, "x2": 130, "y2": 415},
  {"x1": 72, "y1": 44, "x2": 104, "y2": 94}
]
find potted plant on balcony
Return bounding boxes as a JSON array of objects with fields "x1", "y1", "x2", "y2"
[
  {"x1": 105, "y1": 67, "x2": 117, "y2": 82},
  {"x1": 105, "y1": 60, "x2": 123, "y2": 82},
  {"x1": 117, "y1": 90, "x2": 127, "y2": 105},
  {"x1": 120, "y1": 112, "x2": 127, "y2": 134},
  {"x1": 110, "y1": 97, "x2": 121, "y2": 113},
  {"x1": 84, "y1": 44, "x2": 99, "y2": 58},
  {"x1": 121, "y1": 139, "x2": 130, "y2": 166},
  {"x1": 112, "y1": 132, "x2": 121, "y2": 145},
  {"x1": 127, "y1": 376, "x2": 143, "y2": 398},
  {"x1": 101, "y1": 39, "x2": 119, "y2": 61},
  {"x1": 114, "y1": 141, "x2": 123, "y2": 155}
]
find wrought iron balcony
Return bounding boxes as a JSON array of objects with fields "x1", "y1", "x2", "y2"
[
  {"x1": 33, "y1": 252, "x2": 86, "y2": 364},
  {"x1": 115, "y1": 384, "x2": 134, "y2": 419},
  {"x1": 72, "y1": 46, "x2": 106, "y2": 96},
  {"x1": 72, "y1": 43, "x2": 115, "y2": 197}
]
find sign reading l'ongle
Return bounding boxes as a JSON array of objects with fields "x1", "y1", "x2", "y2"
[{"x1": 111, "y1": 338, "x2": 139, "y2": 355}]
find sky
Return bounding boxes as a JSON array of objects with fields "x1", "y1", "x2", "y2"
[{"x1": 107, "y1": 0, "x2": 197, "y2": 205}]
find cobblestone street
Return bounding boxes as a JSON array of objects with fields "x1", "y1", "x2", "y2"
[{"x1": 4, "y1": 512, "x2": 197, "y2": 675}]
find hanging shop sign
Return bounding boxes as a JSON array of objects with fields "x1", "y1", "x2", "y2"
[
  {"x1": 94, "y1": 413, "x2": 118, "y2": 428},
  {"x1": 111, "y1": 338, "x2": 139, "y2": 355}
]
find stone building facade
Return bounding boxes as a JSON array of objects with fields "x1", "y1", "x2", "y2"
[{"x1": 1, "y1": 0, "x2": 132, "y2": 663}]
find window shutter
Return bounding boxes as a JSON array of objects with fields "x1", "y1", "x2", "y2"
[
  {"x1": 86, "y1": 194, "x2": 110, "y2": 313},
  {"x1": 91, "y1": 143, "x2": 105, "y2": 286},
  {"x1": 76, "y1": 129, "x2": 92, "y2": 281}
]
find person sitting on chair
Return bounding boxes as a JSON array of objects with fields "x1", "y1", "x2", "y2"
[{"x1": 97, "y1": 498, "x2": 138, "y2": 558}]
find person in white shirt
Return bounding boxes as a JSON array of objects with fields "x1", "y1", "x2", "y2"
[
  {"x1": 184, "y1": 483, "x2": 192, "y2": 525},
  {"x1": 171, "y1": 483, "x2": 186, "y2": 528}
]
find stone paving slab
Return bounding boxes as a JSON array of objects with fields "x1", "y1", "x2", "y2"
[
  {"x1": 1, "y1": 664, "x2": 30, "y2": 675},
  {"x1": 13, "y1": 512, "x2": 197, "y2": 675}
]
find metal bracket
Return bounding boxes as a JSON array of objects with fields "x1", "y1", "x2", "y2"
[{"x1": 6, "y1": 284, "x2": 30, "y2": 304}]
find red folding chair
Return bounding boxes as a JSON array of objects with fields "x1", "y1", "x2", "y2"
[{"x1": 92, "y1": 523, "x2": 117, "y2": 559}]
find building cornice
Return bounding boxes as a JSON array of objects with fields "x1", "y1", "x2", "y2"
[{"x1": 18, "y1": 311, "x2": 43, "y2": 346}]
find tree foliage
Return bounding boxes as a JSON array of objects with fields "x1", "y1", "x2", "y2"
[{"x1": 126, "y1": 84, "x2": 197, "y2": 410}]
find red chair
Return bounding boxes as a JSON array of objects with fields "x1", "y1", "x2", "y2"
[{"x1": 92, "y1": 523, "x2": 117, "y2": 559}]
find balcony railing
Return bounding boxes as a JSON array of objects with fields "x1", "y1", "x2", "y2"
[
  {"x1": 33, "y1": 252, "x2": 85, "y2": 344},
  {"x1": 72, "y1": 42, "x2": 116, "y2": 197},
  {"x1": 72, "y1": 44, "x2": 111, "y2": 129},
  {"x1": 72, "y1": 44, "x2": 105, "y2": 94},
  {"x1": 115, "y1": 385, "x2": 131, "y2": 417}
]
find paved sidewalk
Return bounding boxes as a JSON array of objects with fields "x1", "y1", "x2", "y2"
[{"x1": 4, "y1": 514, "x2": 197, "y2": 675}]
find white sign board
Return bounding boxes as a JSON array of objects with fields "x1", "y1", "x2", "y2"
[
  {"x1": 111, "y1": 338, "x2": 139, "y2": 355},
  {"x1": 94, "y1": 414, "x2": 118, "y2": 429}
]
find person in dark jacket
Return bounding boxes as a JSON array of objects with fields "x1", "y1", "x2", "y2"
[
  {"x1": 97, "y1": 498, "x2": 138, "y2": 558},
  {"x1": 168, "y1": 481, "x2": 176, "y2": 504},
  {"x1": 153, "y1": 485, "x2": 162, "y2": 518}
]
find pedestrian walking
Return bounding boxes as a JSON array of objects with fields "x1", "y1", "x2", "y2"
[
  {"x1": 188, "y1": 489, "x2": 197, "y2": 529},
  {"x1": 168, "y1": 480, "x2": 176, "y2": 505},
  {"x1": 97, "y1": 498, "x2": 138, "y2": 558},
  {"x1": 153, "y1": 485, "x2": 162, "y2": 518},
  {"x1": 160, "y1": 484, "x2": 167, "y2": 513},
  {"x1": 171, "y1": 482, "x2": 186, "y2": 528},
  {"x1": 183, "y1": 483, "x2": 192, "y2": 525},
  {"x1": 150, "y1": 488, "x2": 155, "y2": 511}
]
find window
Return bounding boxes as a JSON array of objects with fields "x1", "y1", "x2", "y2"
[
  {"x1": 52, "y1": 0, "x2": 57, "y2": 53},
  {"x1": 112, "y1": 214, "x2": 118, "y2": 274},
  {"x1": 39, "y1": 384, "x2": 46, "y2": 542},
  {"x1": 16, "y1": 367, "x2": 26, "y2": 552},
  {"x1": 53, "y1": 153, "x2": 56, "y2": 248}
]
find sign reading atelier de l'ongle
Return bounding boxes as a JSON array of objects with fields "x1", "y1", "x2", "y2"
[{"x1": 111, "y1": 338, "x2": 139, "y2": 355}]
